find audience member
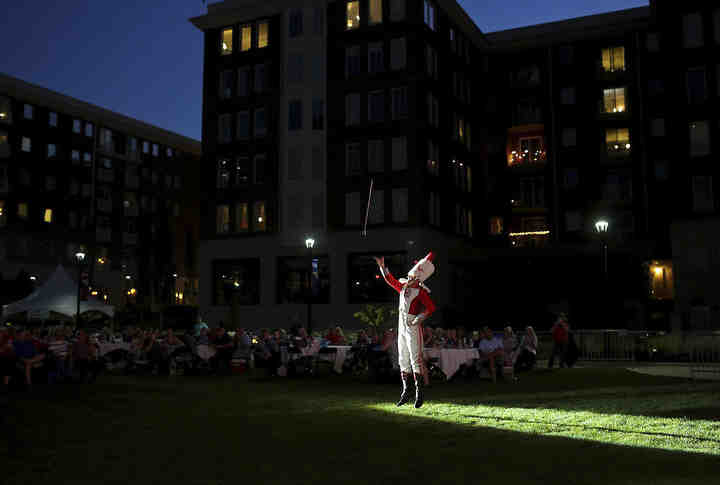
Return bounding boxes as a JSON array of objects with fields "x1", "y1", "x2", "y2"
[
  {"x1": 0, "y1": 329, "x2": 15, "y2": 391},
  {"x1": 47, "y1": 330, "x2": 69, "y2": 384},
  {"x1": 514, "y1": 326, "x2": 538, "y2": 372},
  {"x1": 13, "y1": 330, "x2": 45, "y2": 389},
  {"x1": 477, "y1": 327, "x2": 504, "y2": 383},
  {"x1": 549, "y1": 314, "x2": 569, "y2": 369},
  {"x1": 73, "y1": 331, "x2": 100, "y2": 383}
]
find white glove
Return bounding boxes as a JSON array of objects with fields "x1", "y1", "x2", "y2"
[{"x1": 409, "y1": 315, "x2": 424, "y2": 327}]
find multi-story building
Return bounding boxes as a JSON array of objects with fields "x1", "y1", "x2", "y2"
[
  {"x1": 0, "y1": 73, "x2": 201, "y2": 318},
  {"x1": 191, "y1": 0, "x2": 720, "y2": 331}
]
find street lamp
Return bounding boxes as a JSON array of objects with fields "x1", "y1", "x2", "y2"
[
  {"x1": 305, "y1": 237, "x2": 315, "y2": 334},
  {"x1": 75, "y1": 250, "x2": 86, "y2": 328},
  {"x1": 594, "y1": 219, "x2": 609, "y2": 280}
]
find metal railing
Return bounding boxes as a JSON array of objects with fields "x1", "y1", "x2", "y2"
[{"x1": 535, "y1": 329, "x2": 720, "y2": 363}]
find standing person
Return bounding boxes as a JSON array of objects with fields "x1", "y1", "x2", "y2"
[
  {"x1": 193, "y1": 315, "x2": 209, "y2": 337},
  {"x1": 374, "y1": 252, "x2": 436, "y2": 409},
  {"x1": 514, "y1": 326, "x2": 538, "y2": 373},
  {"x1": 549, "y1": 314, "x2": 569, "y2": 369}
]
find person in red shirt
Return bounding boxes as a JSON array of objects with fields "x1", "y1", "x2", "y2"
[
  {"x1": 549, "y1": 314, "x2": 569, "y2": 369},
  {"x1": 374, "y1": 252, "x2": 436, "y2": 408}
]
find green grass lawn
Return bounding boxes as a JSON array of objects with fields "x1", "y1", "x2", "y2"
[{"x1": 4, "y1": 368, "x2": 720, "y2": 485}]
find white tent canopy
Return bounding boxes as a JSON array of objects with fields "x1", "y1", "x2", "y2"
[{"x1": 2, "y1": 264, "x2": 115, "y2": 320}]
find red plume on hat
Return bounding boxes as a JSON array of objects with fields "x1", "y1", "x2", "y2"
[{"x1": 426, "y1": 252, "x2": 434, "y2": 262}]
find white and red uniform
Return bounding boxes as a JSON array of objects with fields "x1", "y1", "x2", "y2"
[{"x1": 380, "y1": 264, "x2": 436, "y2": 374}]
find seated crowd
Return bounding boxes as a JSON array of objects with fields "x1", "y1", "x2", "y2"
[{"x1": 0, "y1": 317, "x2": 552, "y2": 391}]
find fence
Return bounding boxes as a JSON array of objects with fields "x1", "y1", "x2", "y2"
[{"x1": 536, "y1": 330, "x2": 720, "y2": 363}]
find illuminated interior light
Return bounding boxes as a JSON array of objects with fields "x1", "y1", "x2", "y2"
[
  {"x1": 258, "y1": 216, "x2": 263, "y2": 223},
  {"x1": 509, "y1": 230, "x2": 550, "y2": 237},
  {"x1": 653, "y1": 267, "x2": 663, "y2": 277},
  {"x1": 625, "y1": 143, "x2": 631, "y2": 149},
  {"x1": 233, "y1": 280, "x2": 240, "y2": 287},
  {"x1": 222, "y1": 42, "x2": 228, "y2": 50}
]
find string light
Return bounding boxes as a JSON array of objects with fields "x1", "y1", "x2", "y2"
[{"x1": 509, "y1": 230, "x2": 550, "y2": 237}]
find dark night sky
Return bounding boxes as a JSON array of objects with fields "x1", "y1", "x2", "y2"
[{"x1": 0, "y1": 1, "x2": 648, "y2": 141}]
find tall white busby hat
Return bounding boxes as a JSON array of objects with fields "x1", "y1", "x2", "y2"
[{"x1": 406, "y1": 251, "x2": 435, "y2": 283}]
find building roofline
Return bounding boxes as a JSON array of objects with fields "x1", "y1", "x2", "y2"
[
  {"x1": 485, "y1": 6, "x2": 651, "y2": 50},
  {"x1": 0, "y1": 72, "x2": 201, "y2": 155}
]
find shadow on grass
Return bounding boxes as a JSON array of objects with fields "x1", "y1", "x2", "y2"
[{"x1": 4, "y1": 374, "x2": 720, "y2": 485}]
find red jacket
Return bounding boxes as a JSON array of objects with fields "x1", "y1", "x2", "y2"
[{"x1": 380, "y1": 268, "x2": 436, "y2": 317}]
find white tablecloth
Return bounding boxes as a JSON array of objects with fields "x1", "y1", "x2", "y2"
[
  {"x1": 424, "y1": 348, "x2": 479, "y2": 379},
  {"x1": 326, "y1": 346, "x2": 352, "y2": 373},
  {"x1": 98, "y1": 343, "x2": 131, "y2": 356}
]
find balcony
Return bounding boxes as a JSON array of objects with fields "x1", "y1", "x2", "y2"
[{"x1": 508, "y1": 148, "x2": 547, "y2": 167}]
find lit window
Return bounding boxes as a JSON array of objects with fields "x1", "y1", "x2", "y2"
[
  {"x1": 21, "y1": 136, "x2": 31, "y2": 152},
  {"x1": 221, "y1": 28, "x2": 233, "y2": 54},
  {"x1": 18, "y1": 202, "x2": 28, "y2": 219},
  {"x1": 241, "y1": 25, "x2": 251, "y2": 51},
  {"x1": 83, "y1": 152, "x2": 92, "y2": 165},
  {"x1": 346, "y1": 1, "x2": 360, "y2": 30},
  {"x1": 73, "y1": 119, "x2": 81, "y2": 133},
  {"x1": 71, "y1": 150, "x2": 80, "y2": 162},
  {"x1": 24, "y1": 104, "x2": 33, "y2": 119},
  {"x1": 605, "y1": 128, "x2": 631, "y2": 156},
  {"x1": 152, "y1": 144, "x2": 159, "y2": 156},
  {"x1": 258, "y1": 21, "x2": 269, "y2": 48},
  {"x1": 0, "y1": 96, "x2": 11, "y2": 123},
  {"x1": 489, "y1": 216, "x2": 503, "y2": 235},
  {"x1": 43, "y1": 208, "x2": 53, "y2": 223},
  {"x1": 47, "y1": 144, "x2": 56, "y2": 158},
  {"x1": 369, "y1": 0, "x2": 382, "y2": 25},
  {"x1": 601, "y1": 46, "x2": 625, "y2": 72},
  {"x1": 235, "y1": 202, "x2": 249, "y2": 232},
  {"x1": 85, "y1": 122, "x2": 93, "y2": 137},
  {"x1": 0, "y1": 200, "x2": 5, "y2": 227},
  {"x1": 49, "y1": 112, "x2": 57, "y2": 127},
  {"x1": 166, "y1": 147, "x2": 173, "y2": 157},
  {"x1": 602, "y1": 87, "x2": 627, "y2": 113},
  {"x1": 216, "y1": 205, "x2": 230, "y2": 233},
  {"x1": 253, "y1": 201, "x2": 267, "y2": 232},
  {"x1": 142, "y1": 141, "x2": 149, "y2": 153}
]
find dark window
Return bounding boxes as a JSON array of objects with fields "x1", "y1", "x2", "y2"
[
  {"x1": 687, "y1": 68, "x2": 707, "y2": 104},
  {"x1": 289, "y1": 100, "x2": 303, "y2": 130},
  {"x1": 213, "y1": 259, "x2": 260, "y2": 305},
  {"x1": 277, "y1": 256, "x2": 330, "y2": 304},
  {"x1": 348, "y1": 252, "x2": 408, "y2": 303},
  {"x1": 312, "y1": 99, "x2": 324, "y2": 130},
  {"x1": 289, "y1": 9, "x2": 303, "y2": 37}
]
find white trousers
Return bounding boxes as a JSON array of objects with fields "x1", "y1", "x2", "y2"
[{"x1": 398, "y1": 317, "x2": 424, "y2": 374}]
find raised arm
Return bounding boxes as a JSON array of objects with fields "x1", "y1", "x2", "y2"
[{"x1": 374, "y1": 256, "x2": 403, "y2": 293}]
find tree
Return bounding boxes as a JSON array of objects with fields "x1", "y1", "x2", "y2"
[{"x1": 353, "y1": 304, "x2": 397, "y2": 329}]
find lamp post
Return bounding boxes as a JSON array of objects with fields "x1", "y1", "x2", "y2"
[
  {"x1": 305, "y1": 237, "x2": 315, "y2": 334},
  {"x1": 594, "y1": 219, "x2": 609, "y2": 280},
  {"x1": 75, "y1": 250, "x2": 86, "y2": 328}
]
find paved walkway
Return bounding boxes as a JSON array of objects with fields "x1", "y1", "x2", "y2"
[{"x1": 567, "y1": 360, "x2": 720, "y2": 380}]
